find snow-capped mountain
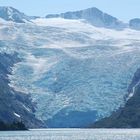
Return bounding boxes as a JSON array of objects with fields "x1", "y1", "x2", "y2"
[
  {"x1": 0, "y1": 6, "x2": 31, "y2": 23},
  {"x1": 0, "y1": 6, "x2": 140, "y2": 128},
  {"x1": 46, "y1": 7, "x2": 125, "y2": 29},
  {"x1": 129, "y1": 18, "x2": 140, "y2": 30}
]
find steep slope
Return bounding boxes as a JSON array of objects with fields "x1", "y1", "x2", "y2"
[
  {"x1": 92, "y1": 68, "x2": 140, "y2": 128},
  {"x1": 0, "y1": 52, "x2": 43, "y2": 128},
  {"x1": 46, "y1": 7, "x2": 125, "y2": 29}
]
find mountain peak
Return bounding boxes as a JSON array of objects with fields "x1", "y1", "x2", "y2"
[
  {"x1": 0, "y1": 6, "x2": 30, "y2": 23},
  {"x1": 46, "y1": 7, "x2": 125, "y2": 29}
]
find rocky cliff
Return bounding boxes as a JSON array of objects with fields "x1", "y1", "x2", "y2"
[{"x1": 0, "y1": 52, "x2": 43, "y2": 128}]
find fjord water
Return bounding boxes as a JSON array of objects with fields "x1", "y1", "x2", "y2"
[{"x1": 0, "y1": 129, "x2": 140, "y2": 140}]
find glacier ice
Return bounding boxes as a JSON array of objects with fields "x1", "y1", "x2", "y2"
[{"x1": 1, "y1": 18, "x2": 140, "y2": 126}]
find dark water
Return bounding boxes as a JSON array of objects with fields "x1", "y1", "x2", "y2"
[{"x1": 0, "y1": 129, "x2": 140, "y2": 140}]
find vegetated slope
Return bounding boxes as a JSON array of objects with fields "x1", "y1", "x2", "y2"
[{"x1": 0, "y1": 121, "x2": 27, "y2": 131}]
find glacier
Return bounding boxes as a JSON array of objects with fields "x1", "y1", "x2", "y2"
[{"x1": 1, "y1": 16, "x2": 140, "y2": 127}]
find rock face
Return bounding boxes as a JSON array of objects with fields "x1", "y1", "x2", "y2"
[
  {"x1": 46, "y1": 7, "x2": 125, "y2": 29},
  {"x1": 91, "y1": 68, "x2": 140, "y2": 128},
  {"x1": 0, "y1": 7, "x2": 30, "y2": 23},
  {"x1": 129, "y1": 18, "x2": 140, "y2": 30},
  {"x1": 0, "y1": 53, "x2": 43, "y2": 128}
]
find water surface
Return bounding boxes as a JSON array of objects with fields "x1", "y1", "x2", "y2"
[{"x1": 0, "y1": 129, "x2": 140, "y2": 140}]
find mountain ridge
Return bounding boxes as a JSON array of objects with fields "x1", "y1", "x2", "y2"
[
  {"x1": 0, "y1": 6, "x2": 34, "y2": 23},
  {"x1": 0, "y1": 6, "x2": 140, "y2": 30},
  {"x1": 45, "y1": 7, "x2": 125, "y2": 29}
]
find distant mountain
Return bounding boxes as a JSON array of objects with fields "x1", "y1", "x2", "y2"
[
  {"x1": 46, "y1": 7, "x2": 125, "y2": 29},
  {"x1": 0, "y1": 7, "x2": 31, "y2": 23},
  {"x1": 129, "y1": 18, "x2": 140, "y2": 30}
]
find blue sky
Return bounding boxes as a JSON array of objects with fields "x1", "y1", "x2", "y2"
[{"x1": 0, "y1": 0, "x2": 140, "y2": 22}]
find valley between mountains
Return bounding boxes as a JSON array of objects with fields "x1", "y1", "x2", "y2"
[{"x1": 0, "y1": 6, "x2": 140, "y2": 128}]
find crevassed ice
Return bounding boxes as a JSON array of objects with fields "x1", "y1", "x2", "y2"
[{"x1": 1, "y1": 18, "x2": 140, "y2": 122}]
